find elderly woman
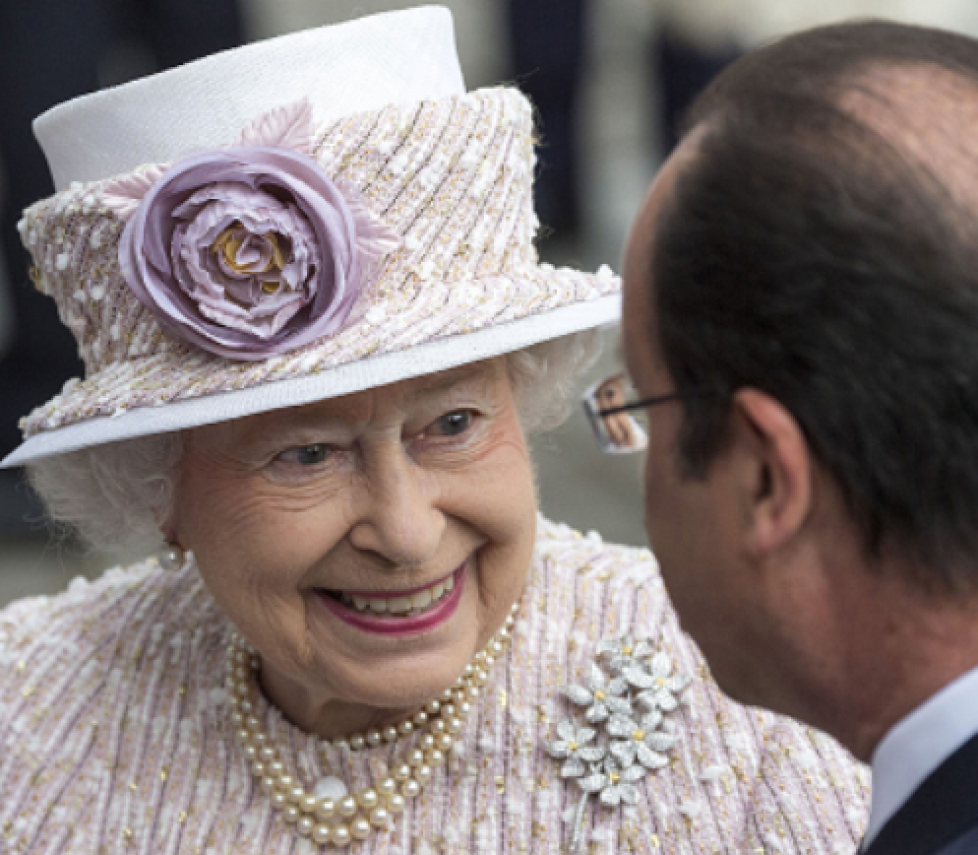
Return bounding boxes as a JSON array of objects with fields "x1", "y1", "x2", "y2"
[{"x1": 0, "y1": 8, "x2": 868, "y2": 854}]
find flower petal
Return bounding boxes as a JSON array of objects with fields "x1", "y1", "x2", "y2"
[
  {"x1": 587, "y1": 662, "x2": 607, "y2": 690},
  {"x1": 610, "y1": 740, "x2": 637, "y2": 767},
  {"x1": 606, "y1": 715, "x2": 636, "y2": 739},
  {"x1": 634, "y1": 640, "x2": 655, "y2": 659},
  {"x1": 578, "y1": 746, "x2": 607, "y2": 764},
  {"x1": 608, "y1": 677, "x2": 629, "y2": 696},
  {"x1": 606, "y1": 697, "x2": 633, "y2": 717},
  {"x1": 645, "y1": 731, "x2": 678, "y2": 753},
  {"x1": 634, "y1": 690, "x2": 657, "y2": 710},
  {"x1": 585, "y1": 703, "x2": 609, "y2": 724},
  {"x1": 637, "y1": 744, "x2": 669, "y2": 770},
  {"x1": 650, "y1": 652, "x2": 672, "y2": 678},
  {"x1": 562, "y1": 757, "x2": 586, "y2": 778},
  {"x1": 543, "y1": 740, "x2": 569, "y2": 760},
  {"x1": 666, "y1": 675, "x2": 691, "y2": 693},
  {"x1": 564, "y1": 685, "x2": 594, "y2": 707},
  {"x1": 623, "y1": 665, "x2": 654, "y2": 689},
  {"x1": 556, "y1": 719, "x2": 577, "y2": 742},
  {"x1": 575, "y1": 727, "x2": 597, "y2": 745},
  {"x1": 623, "y1": 765, "x2": 647, "y2": 783},
  {"x1": 578, "y1": 773, "x2": 608, "y2": 794},
  {"x1": 640, "y1": 709, "x2": 664, "y2": 731},
  {"x1": 599, "y1": 787, "x2": 622, "y2": 808},
  {"x1": 619, "y1": 784, "x2": 640, "y2": 805},
  {"x1": 656, "y1": 691, "x2": 679, "y2": 712}
]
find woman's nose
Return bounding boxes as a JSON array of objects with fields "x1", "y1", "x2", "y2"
[{"x1": 347, "y1": 443, "x2": 445, "y2": 567}]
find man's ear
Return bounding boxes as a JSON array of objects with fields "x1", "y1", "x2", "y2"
[{"x1": 729, "y1": 388, "x2": 814, "y2": 558}]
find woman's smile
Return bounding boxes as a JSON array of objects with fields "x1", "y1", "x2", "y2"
[
  {"x1": 174, "y1": 359, "x2": 538, "y2": 733},
  {"x1": 314, "y1": 560, "x2": 467, "y2": 636}
]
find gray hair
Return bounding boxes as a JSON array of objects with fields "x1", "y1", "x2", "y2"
[{"x1": 27, "y1": 330, "x2": 602, "y2": 556}]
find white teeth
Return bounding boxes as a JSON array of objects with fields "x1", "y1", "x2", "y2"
[
  {"x1": 410, "y1": 589, "x2": 433, "y2": 610},
  {"x1": 336, "y1": 572, "x2": 457, "y2": 617},
  {"x1": 387, "y1": 596, "x2": 412, "y2": 615}
]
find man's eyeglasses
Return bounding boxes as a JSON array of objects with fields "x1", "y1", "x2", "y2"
[{"x1": 582, "y1": 374, "x2": 704, "y2": 454}]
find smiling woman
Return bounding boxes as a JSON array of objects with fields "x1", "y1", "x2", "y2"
[
  {"x1": 171, "y1": 358, "x2": 537, "y2": 739},
  {"x1": 0, "y1": 8, "x2": 869, "y2": 854}
]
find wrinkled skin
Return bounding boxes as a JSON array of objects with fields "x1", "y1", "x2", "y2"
[{"x1": 171, "y1": 358, "x2": 537, "y2": 738}]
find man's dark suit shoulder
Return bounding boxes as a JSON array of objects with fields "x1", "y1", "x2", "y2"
[
  {"x1": 938, "y1": 825, "x2": 978, "y2": 855},
  {"x1": 866, "y1": 734, "x2": 978, "y2": 855}
]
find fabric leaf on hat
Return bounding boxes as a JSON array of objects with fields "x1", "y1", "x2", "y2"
[
  {"x1": 101, "y1": 165, "x2": 170, "y2": 220},
  {"x1": 233, "y1": 98, "x2": 316, "y2": 155},
  {"x1": 336, "y1": 178, "x2": 402, "y2": 282}
]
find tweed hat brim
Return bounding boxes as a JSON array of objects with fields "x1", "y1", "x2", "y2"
[
  {"x1": 3, "y1": 292, "x2": 620, "y2": 466},
  {"x1": 2, "y1": 10, "x2": 621, "y2": 467}
]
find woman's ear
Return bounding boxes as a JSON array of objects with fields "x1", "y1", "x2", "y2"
[{"x1": 729, "y1": 388, "x2": 814, "y2": 559}]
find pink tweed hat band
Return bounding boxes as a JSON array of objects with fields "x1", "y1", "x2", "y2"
[{"x1": 2, "y1": 7, "x2": 620, "y2": 466}]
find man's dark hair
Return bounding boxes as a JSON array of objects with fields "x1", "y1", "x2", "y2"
[{"x1": 653, "y1": 20, "x2": 978, "y2": 588}]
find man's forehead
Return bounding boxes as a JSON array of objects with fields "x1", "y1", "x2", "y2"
[
  {"x1": 626, "y1": 139, "x2": 700, "y2": 284},
  {"x1": 839, "y1": 63, "x2": 978, "y2": 211},
  {"x1": 623, "y1": 144, "x2": 699, "y2": 386}
]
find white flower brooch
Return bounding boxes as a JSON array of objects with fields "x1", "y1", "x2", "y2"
[{"x1": 545, "y1": 636, "x2": 690, "y2": 851}]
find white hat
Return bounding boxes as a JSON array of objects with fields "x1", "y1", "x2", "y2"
[{"x1": 3, "y1": 6, "x2": 620, "y2": 467}]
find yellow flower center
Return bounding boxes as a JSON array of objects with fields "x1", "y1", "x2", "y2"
[
  {"x1": 622, "y1": 647, "x2": 633, "y2": 657},
  {"x1": 632, "y1": 729, "x2": 646, "y2": 742},
  {"x1": 568, "y1": 741, "x2": 579, "y2": 752},
  {"x1": 593, "y1": 690, "x2": 607, "y2": 701},
  {"x1": 213, "y1": 222, "x2": 289, "y2": 276},
  {"x1": 610, "y1": 772, "x2": 621, "y2": 785},
  {"x1": 655, "y1": 677, "x2": 666, "y2": 689}
]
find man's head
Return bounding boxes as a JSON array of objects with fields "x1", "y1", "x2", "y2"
[{"x1": 624, "y1": 20, "x2": 978, "y2": 755}]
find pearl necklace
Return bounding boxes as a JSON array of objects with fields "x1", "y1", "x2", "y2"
[{"x1": 227, "y1": 602, "x2": 518, "y2": 847}]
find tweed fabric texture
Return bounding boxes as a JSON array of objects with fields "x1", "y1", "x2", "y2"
[
  {"x1": 0, "y1": 518, "x2": 869, "y2": 854},
  {"x1": 17, "y1": 88, "x2": 618, "y2": 440}
]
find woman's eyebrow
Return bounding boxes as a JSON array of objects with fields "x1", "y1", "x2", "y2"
[{"x1": 410, "y1": 365, "x2": 492, "y2": 400}]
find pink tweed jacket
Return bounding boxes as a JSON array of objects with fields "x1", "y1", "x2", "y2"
[{"x1": 0, "y1": 518, "x2": 869, "y2": 853}]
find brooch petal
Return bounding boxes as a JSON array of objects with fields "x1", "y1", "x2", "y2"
[{"x1": 546, "y1": 634, "x2": 690, "y2": 852}]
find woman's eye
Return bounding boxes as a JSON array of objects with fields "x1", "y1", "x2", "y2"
[
  {"x1": 430, "y1": 410, "x2": 473, "y2": 437},
  {"x1": 279, "y1": 444, "x2": 330, "y2": 465}
]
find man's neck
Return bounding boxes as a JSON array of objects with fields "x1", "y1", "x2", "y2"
[
  {"x1": 863, "y1": 664, "x2": 978, "y2": 847},
  {"x1": 827, "y1": 588, "x2": 978, "y2": 761}
]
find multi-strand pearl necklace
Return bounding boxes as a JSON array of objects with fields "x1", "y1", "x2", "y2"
[{"x1": 227, "y1": 602, "x2": 518, "y2": 847}]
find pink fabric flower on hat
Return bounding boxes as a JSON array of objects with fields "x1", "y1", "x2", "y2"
[{"x1": 105, "y1": 100, "x2": 399, "y2": 360}]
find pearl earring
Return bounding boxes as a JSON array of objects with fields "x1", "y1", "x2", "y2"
[{"x1": 158, "y1": 542, "x2": 186, "y2": 570}]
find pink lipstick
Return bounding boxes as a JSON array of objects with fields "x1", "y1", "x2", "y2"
[{"x1": 315, "y1": 563, "x2": 466, "y2": 637}]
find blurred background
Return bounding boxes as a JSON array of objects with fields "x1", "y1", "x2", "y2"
[{"x1": 2, "y1": 0, "x2": 977, "y2": 605}]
